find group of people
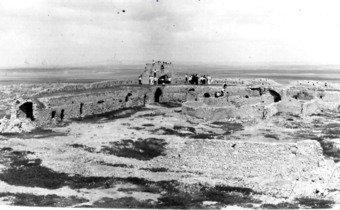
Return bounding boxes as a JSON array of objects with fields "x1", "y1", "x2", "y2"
[
  {"x1": 152, "y1": 60, "x2": 172, "y2": 74},
  {"x1": 185, "y1": 74, "x2": 212, "y2": 85},
  {"x1": 152, "y1": 60, "x2": 172, "y2": 65},
  {"x1": 148, "y1": 75, "x2": 171, "y2": 85},
  {"x1": 148, "y1": 75, "x2": 158, "y2": 85}
]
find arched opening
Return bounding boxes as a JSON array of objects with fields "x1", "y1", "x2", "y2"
[
  {"x1": 125, "y1": 93, "x2": 132, "y2": 102},
  {"x1": 51, "y1": 111, "x2": 56, "y2": 119},
  {"x1": 245, "y1": 95, "x2": 249, "y2": 98},
  {"x1": 60, "y1": 109, "x2": 65, "y2": 121},
  {"x1": 203, "y1": 93, "x2": 210, "y2": 98},
  {"x1": 155, "y1": 88, "x2": 163, "y2": 103},
  {"x1": 80, "y1": 103, "x2": 84, "y2": 115},
  {"x1": 269, "y1": 90, "x2": 281, "y2": 102},
  {"x1": 19, "y1": 102, "x2": 34, "y2": 121},
  {"x1": 188, "y1": 88, "x2": 195, "y2": 92},
  {"x1": 98, "y1": 100, "x2": 104, "y2": 104}
]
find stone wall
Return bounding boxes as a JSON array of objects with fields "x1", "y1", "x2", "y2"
[
  {"x1": 14, "y1": 78, "x2": 340, "y2": 126},
  {"x1": 289, "y1": 80, "x2": 337, "y2": 89},
  {"x1": 31, "y1": 86, "x2": 150, "y2": 126},
  {"x1": 152, "y1": 139, "x2": 340, "y2": 197},
  {"x1": 180, "y1": 86, "x2": 279, "y2": 121},
  {"x1": 182, "y1": 101, "x2": 265, "y2": 121},
  {"x1": 211, "y1": 78, "x2": 281, "y2": 87},
  {"x1": 33, "y1": 80, "x2": 139, "y2": 98}
]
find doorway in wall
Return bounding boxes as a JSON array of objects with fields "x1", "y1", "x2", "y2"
[
  {"x1": 155, "y1": 88, "x2": 162, "y2": 103},
  {"x1": 19, "y1": 102, "x2": 34, "y2": 121}
]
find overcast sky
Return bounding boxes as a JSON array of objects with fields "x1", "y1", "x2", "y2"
[{"x1": 1, "y1": 0, "x2": 340, "y2": 68}]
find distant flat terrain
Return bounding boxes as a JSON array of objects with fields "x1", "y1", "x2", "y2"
[{"x1": 1, "y1": 64, "x2": 340, "y2": 85}]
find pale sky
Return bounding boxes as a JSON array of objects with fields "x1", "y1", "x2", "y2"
[{"x1": 1, "y1": 0, "x2": 340, "y2": 68}]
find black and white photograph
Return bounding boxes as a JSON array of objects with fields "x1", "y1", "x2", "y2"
[{"x1": 1, "y1": 0, "x2": 340, "y2": 209}]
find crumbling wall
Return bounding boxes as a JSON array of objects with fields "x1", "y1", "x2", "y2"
[
  {"x1": 275, "y1": 98, "x2": 302, "y2": 116},
  {"x1": 181, "y1": 87, "x2": 280, "y2": 121},
  {"x1": 182, "y1": 101, "x2": 264, "y2": 121},
  {"x1": 14, "y1": 78, "x2": 340, "y2": 127},
  {"x1": 290, "y1": 80, "x2": 339, "y2": 89},
  {"x1": 161, "y1": 86, "x2": 187, "y2": 104},
  {"x1": 211, "y1": 78, "x2": 281, "y2": 87},
  {"x1": 153, "y1": 139, "x2": 340, "y2": 197},
  {"x1": 161, "y1": 85, "x2": 272, "y2": 104},
  {"x1": 31, "y1": 86, "x2": 150, "y2": 126},
  {"x1": 33, "y1": 80, "x2": 139, "y2": 98}
]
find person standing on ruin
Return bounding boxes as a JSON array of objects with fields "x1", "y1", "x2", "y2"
[
  {"x1": 149, "y1": 75, "x2": 153, "y2": 85},
  {"x1": 185, "y1": 74, "x2": 188, "y2": 84},
  {"x1": 139, "y1": 76, "x2": 142, "y2": 85},
  {"x1": 200, "y1": 75, "x2": 203, "y2": 85},
  {"x1": 223, "y1": 82, "x2": 227, "y2": 90},
  {"x1": 161, "y1": 64, "x2": 164, "y2": 74},
  {"x1": 154, "y1": 76, "x2": 157, "y2": 85},
  {"x1": 153, "y1": 68, "x2": 158, "y2": 78}
]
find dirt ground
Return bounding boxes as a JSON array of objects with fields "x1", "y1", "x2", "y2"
[{"x1": 2, "y1": 98, "x2": 340, "y2": 209}]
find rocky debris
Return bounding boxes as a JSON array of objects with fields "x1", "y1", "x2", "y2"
[{"x1": 0, "y1": 117, "x2": 35, "y2": 133}]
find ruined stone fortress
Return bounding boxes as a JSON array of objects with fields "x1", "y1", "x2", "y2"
[
  {"x1": 8, "y1": 63, "x2": 340, "y2": 196},
  {"x1": 13, "y1": 69, "x2": 340, "y2": 126}
]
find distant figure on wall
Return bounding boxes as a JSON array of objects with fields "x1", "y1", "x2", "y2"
[
  {"x1": 161, "y1": 64, "x2": 164, "y2": 74},
  {"x1": 149, "y1": 76, "x2": 153, "y2": 85},
  {"x1": 207, "y1": 75, "x2": 211, "y2": 84},
  {"x1": 153, "y1": 69, "x2": 158, "y2": 77},
  {"x1": 223, "y1": 82, "x2": 227, "y2": 89},
  {"x1": 139, "y1": 76, "x2": 142, "y2": 85},
  {"x1": 185, "y1": 74, "x2": 188, "y2": 84}
]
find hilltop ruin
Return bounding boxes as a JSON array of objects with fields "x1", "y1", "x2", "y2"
[{"x1": 3, "y1": 65, "x2": 340, "y2": 200}]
